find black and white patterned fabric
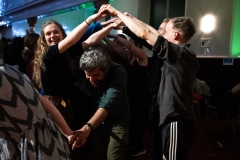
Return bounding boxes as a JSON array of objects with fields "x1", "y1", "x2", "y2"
[{"x1": 0, "y1": 65, "x2": 71, "y2": 160}]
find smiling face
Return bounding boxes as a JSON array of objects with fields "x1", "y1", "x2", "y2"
[
  {"x1": 43, "y1": 24, "x2": 64, "y2": 46},
  {"x1": 84, "y1": 66, "x2": 106, "y2": 87}
]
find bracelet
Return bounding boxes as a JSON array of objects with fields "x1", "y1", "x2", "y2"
[
  {"x1": 85, "y1": 20, "x2": 90, "y2": 26},
  {"x1": 86, "y1": 123, "x2": 93, "y2": 131}
]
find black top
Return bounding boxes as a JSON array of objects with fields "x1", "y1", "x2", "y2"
[
  {"x1": 122, "y1": 27, "x2": 163, "y2": 95},
  {"x1": 148, "y1": 51, "x2": 164, "y2": 96},
  {"x1": 152, "y1": 36, "x2": 200, "y2": 125},
  {"x1": 126, "y1": 56, "x2": 149, "y2": 86},
  {"x1": 41, "y1": 42, "x2": 83, "y2": 97}
]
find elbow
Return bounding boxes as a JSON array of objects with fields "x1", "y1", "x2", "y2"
[
  {"x1": 136, "y1": 28, "x2": 150, "y2": 40},
  {"x1": 141, "y1": 28, "x2": 151, "y2": 40}
]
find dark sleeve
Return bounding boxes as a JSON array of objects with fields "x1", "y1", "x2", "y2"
[
  {"x1": 67, "y1": 41, "x2": 84, "y2": 58},
  {"x1": 79, "y1": 21, "x2": 102, "y2": 42},
  {"x1": 45, "y1": 44, "x2": 59, "y2": 61},
  {"x1": 152, "y1": 35, "x2": 178, "y2": 65},
  {"x1": 122, "y1": 26, "x2": 152, "y2": 50}
]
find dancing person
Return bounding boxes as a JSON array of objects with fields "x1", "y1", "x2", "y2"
[
  {"x1": 69, "y1": 48, "x2": 130, "y2": 160},
  {"x1": 100, "y1": 4, "x2": 199, "y2": 160},
  {"x1": 33, "y1": 12, "x2": 107, "y2": 128}
]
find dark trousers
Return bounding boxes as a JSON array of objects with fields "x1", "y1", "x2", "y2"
[
  {"x1": 161, "y1": 116, "x2": 197, "y2": 160},
  {"x1": 150, "y1": 126, "x2": 162, "y2": 160}
]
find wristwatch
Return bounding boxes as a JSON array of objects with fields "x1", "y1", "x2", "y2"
[{"x1": 86, "y1": 123, "x2": 93, "y2": 131}]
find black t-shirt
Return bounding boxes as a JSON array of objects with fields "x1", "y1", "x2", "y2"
[
  {"x1": 152, "y1": 36, "x2": 200, "y2": 125},
  {"x1": 41, "y1": 43, "x2": 83, "y2": 97}
]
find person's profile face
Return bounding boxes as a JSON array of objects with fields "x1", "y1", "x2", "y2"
[
  {"x1": 158, "y1": 22, "x2": 167, "y2": 36},
  {"x1": 84, "y1": 66, "x2": 106, "y2": 87},
  {"x1": 163, "y1": 21, "x2": 176, "y2": 43},
  {"x1": 43, "y1": 24, "x2": 64, "y2": 46}
]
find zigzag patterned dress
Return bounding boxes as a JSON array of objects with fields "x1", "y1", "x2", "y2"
[{"x1": 0, "y1": 65, "x2": 71, "y2": 160}]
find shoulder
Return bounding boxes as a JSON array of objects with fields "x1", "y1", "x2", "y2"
[{"x1": 110, "y1": 63, "x2": 127, "y2": 74}]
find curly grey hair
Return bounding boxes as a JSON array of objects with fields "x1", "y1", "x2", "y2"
[{"x1": 80, "y1": 48, "x2": 112, "y2": 73}]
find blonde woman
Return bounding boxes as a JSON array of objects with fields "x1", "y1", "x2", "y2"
[{"x1": 33, "y1": 11, "x2": 122, "y2": 130}]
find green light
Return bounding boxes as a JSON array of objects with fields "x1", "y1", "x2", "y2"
[
  {"x1": 52, "y1": 2, "x2": 94, "y2": 15},
  {"x1": 109, "y1": 0, "x2": 115, "y2": 2},
  {"x1": 80, "y1": 2, "x2": 94, "y2": 9},
  {"x1": 81, "y1": 4, "x2": 87, "y2": 8},
  {"x1": 231, "y1": 0, "x2": 240, "y2": 56}
]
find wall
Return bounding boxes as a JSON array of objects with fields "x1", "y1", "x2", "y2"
[
  {"x1": 186, "y1": 0, "x2": 234, "y2": 57},
  {"x1": 10, "y1": 0, "x2": 151, "y2": 37},
  {"x1": 110, "y1": 0, "x2": 152, "y2": 56},
  {"x1": 11, "y1": 6, "x2": 95, "y2": 37},
  {"x1": 150, "y1": 0, "x2": 186, "y2": 32}
]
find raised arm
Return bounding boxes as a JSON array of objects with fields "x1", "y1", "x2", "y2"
[
  {"x1": 58, "y1": 12, "x2": 106, "y2": 53},
  {"x1": 99, "y1": 4, "x2": 158, "y2": 46},
  {"x1": 81, "y1": 19, "x2": 122, "y2": 50},
  {"x1": 103, "y1": 36, "x2": 130, "y2": 60},
  {"x1": 116, "y1": 36, "x2": 148, "y2": 66},
  {"x1": 125, "y1": 12, "x2": 159, "y2": 37}
]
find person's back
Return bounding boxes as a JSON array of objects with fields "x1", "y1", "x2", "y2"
[
  {"x1": 0, "y1": 63, "x2": 71, "y2": 159},
  {"x1": 8, "y1": 37, "x2": 25, "y2": 68},
  {"x1": 22, "y1": 33, "x2": 40, "y2": 90},
  {"x1": 1, "y1": 37, "x2": 11, "y2": 64}
]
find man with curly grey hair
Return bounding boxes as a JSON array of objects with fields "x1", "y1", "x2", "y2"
[{"x1": 71, "y1": 48, "x2": 130, "y2": 160}]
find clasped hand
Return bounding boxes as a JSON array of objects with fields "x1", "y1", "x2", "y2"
[{"x1": 67, "y1": 130, "x2": 87, "y2": 150}]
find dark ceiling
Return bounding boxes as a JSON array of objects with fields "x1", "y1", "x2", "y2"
[{"x1": 1, "y1": 0, "x2": 109, "y2": 25}]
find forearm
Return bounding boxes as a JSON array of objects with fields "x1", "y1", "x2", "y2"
[
  {"x1": 69, "y1": 108, "x2": 108, "y2": 149},
  {"x1": 87, "y1": 108, "x2": 108, "y2": 129},
  {"x1": 62, "y1": 16, "x2": 94, "y2": 47},
  {"x1": 39, "y1": 95, "x2": 72, "y2": 136},
  {"x1": 82, "y1": 24, "x2": 114, "y2": 50},
  {"x1": 115, "y1": 11, "x2": 158, "y2": 46},
  {"x1": 116, "y1": 11, "x2": 145, "y2": 39},
  {"x1": 130, "y1": 14, "x2": 159, "y2": 36},
  {"x1": 122, "y1": 26, "x2": 152, "y2": 50},
  {"x1": 59, "y1": 13, "x2": 105, "y2": 52},
  {"x1": 76, "y1": 108, "x2": 108, "y2": 138},
  {"x1": 104, "y1": 38, "x2": 129, "y2": 60}
]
